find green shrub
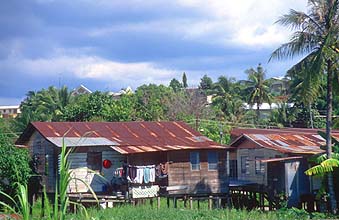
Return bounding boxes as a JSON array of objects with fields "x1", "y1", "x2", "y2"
[{"x1": 0, "y1": 132, "x2": 31, "y2": 196}]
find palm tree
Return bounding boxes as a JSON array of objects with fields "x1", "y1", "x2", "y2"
[
  {"x1": 36, "y1": 86, "x2": 73, "y2": 121},
  {"x1": 212, "y1": 76, "x2": 246, "y2": 123},
  {"x1": 270, "y1": 0, "x2": 339, "y2": 213},
  {"x1": 245, "y1": 64, "x2": 273, "y2": 122},
  {"x1": 15, "y1": 86, "x2": 73, "y2": 131}
]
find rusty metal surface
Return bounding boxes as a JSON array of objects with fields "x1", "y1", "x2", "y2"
[
  {"x1": 243, "y1": 133, "x2": 330, "y2": 154},
  {"x1": 19, "y1": 121, "x2": 228, "y2": 154},
  {"x1": 231, "y1": 127, "x2": 339, "y2": 137},
  {"x1": 260, "y1": 156, "x2": 303, "y2": 163},
  {"x1": 230, "y1": 128, "x2": 339, "y2": 154}
]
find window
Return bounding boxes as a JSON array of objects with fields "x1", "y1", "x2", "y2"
[
  {"x1": 87, "y1": 152, "x2": 102, "y2": 172},
  {"x1": 190, "y1": 152, "x2": 200, "y2": 170},
  {"x1": 255, "y1": 157, "x2": 265, "y2": 174},
  {"x1": 229, "y1": 160, "x2": 238, "y2": 179},
  {"x1": 208, "y1": 152, "x2": 218, "y2": 170},
  {"x1": 241, "y1": 156, "x2": 250, "y2": 174}
]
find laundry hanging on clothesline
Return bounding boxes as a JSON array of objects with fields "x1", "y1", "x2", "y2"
[
  {"x1": 114, "y1": 167, "x2": 125, "y2": 177},
  {"x1": 126, "y1": 165, "x2": 156, "y2": 184},
  {"x1": 155, "y1": 162, "x2": 168, "y2": 178},
  {"x1": 114, "y1": 163, "x2": 168, "y2": 184}
]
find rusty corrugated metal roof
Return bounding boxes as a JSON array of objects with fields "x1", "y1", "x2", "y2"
[
  {"x1": 17, "y1": 121, "x2": 228, "y2": 154},
  {"x1": 231, "y1": 127, "x2": 339, "y2": 137},
  {"x1": 230, "y1": 128, "x2": 339, "y2": 155},
  {"x1": 232, "y1": 132, "x2": 339, "y2": 154}
]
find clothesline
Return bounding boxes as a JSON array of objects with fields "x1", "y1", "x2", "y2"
[{"x1": 114, "y1": 163, "x2": 169, "y2": 185}]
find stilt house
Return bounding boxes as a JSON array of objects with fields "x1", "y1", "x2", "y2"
[
  {"x1": 16, "y1": 121, "x2": 230, "y2": 198},
  {"x1": 229, "y1": 128, "x2": 339, "y2": 207}
]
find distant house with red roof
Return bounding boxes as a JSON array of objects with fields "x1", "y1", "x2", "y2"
[
  {"x1": 229, "y1": 128, "x2": 339, "y2": 207},
  {"x1": 16, "y1": 121, "x2": 230, "y2": 198}
]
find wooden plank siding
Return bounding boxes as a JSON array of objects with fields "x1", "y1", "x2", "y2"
[
  {"x1": 168, "y1": 150, "x2": 228, "y2": 194},
  {"x1": 27, "y1": 132, "x2": 229, "y2": 195},
  {"x1": 237, "y1": 148, "x2": 285, "y2": 185},
  {"x1": 68, "y1": 150, "x2": 126, "y2": 193},
  {"x1": 27, "y1": 131, "x2": 127, "y2": 193},
  {"x1": 127, "y1": 152, "x2": 167, "y2": 166}
]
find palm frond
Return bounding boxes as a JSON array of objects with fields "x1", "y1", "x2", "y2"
[
  {"x1": 270, "y1": 32, "x2": 320, "y2": 61},
  {"x1": 305, "y1": 158, "x2": 339, "y2": 175},
  {"x1": 321, "y1": 158, "x2": 339, "y2": 167}
]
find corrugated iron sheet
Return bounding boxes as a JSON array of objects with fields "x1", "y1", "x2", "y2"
[
  {"x1": 18, "y1": 121, "x2": 228, "y2": 154},
  {"x1": 231, "y1": 128, "x2": 339, "y2": 155},
  {"x1": 46, "y1": 137, "x2": 118, "y2": 147},
  {"x1": 260, "y1": 156, "x2": 303, "y2": 163},
  {"x1": 231, "y1": 128, "x2": 339, "y2": 137},
  {"x1": 244, "y1": 133, "x2": 329, "y2": 154}
]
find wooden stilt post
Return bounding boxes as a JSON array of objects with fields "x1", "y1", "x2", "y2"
[
  {"x1": 260, "y1": 193, "x2": 264, "y2": 211},
  {"x1": 167, "y1": 197, "x2": 170, "y2": 208},
  {"x1": 197, "y1": 199, "x2": 200, "y2": 209},
  {"x1": 189, "y1": 197, "x2": 193, "y2": 210},
  {"x1": 208, "y1": 196, "x2": 213, "y2": 210},
  {"x1": 174, "y1": 197, "x2": 177, "y2": 208},
  {"x1": 157, "y1": 196, "x2": 161, "y2": 209}
]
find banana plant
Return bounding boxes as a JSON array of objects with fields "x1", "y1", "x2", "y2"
[{"x1": 305, "y1": 131, "x2": 339, "y2": 176}]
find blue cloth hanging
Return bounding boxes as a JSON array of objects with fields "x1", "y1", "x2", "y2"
[{"x1": 143, "y1": 167, "x2": 150, "y2": 183}]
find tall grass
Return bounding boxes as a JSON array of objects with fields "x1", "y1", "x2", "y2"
[
  {"x1": 66, "y1": 204, "x2": 330, "y2": 220},
  {"x1": 43, "y1": 138, "x2": 97, "y2": 220},
  {"x1": 0, "y1": 176, "x2": 30, "y2": 220},
  {"x1": 0, "y1": 137, "x2": 97, "y2": 220}
]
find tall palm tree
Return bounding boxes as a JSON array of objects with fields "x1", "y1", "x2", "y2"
[
  {"x1": 270, "y1": 0, "x2": 339, "y2": 213},
  {"x1": 245, "y1": 64, "x2": 273, "y2": 122},
  {"x1": 212, "y1": 76, "x2": 246, "y2": 123}
]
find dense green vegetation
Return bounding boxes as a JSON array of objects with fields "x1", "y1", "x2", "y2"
[
  {"x1": 9, "y1": 197, "x2": 334, "y2": 220},
  {"x1": 5, "y1": 65, "x2": 339, "y2": 143},
  {"x1": 66, "y1": 205, "x2": 331, "y2": 220},
  {"x1": 0, "y1": 118, "x2": 31, "y2": 197}
]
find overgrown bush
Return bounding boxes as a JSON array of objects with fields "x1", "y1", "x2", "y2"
[{"x1": 0, "y1": 131, "x2": 31, "y2": 196}]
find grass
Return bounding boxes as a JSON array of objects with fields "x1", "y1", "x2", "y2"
[
  {"x1": 8, "y1": 195, "x2": 333, "y2": 220},
  {"x1": 65, "y1": 204, "x2": 329, "y2": 220}
]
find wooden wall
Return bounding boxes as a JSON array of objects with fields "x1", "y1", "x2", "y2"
[
  {"x1": 29, "y1": 131, "x2": 57, "y2": 192},
  {"x1": 167, "y1": 149, "x2": 228, "y2": 194},
  {"x1": 127, "y1": 152, "x2": 167, "y2": 166},
  {"x1": 237, "y1": 148, "x2": 285, "y2": 185},
  {"x1": 27, "y1": 131, "x2": 127, "y2": 193},
  {"x1": 68, "y1": 148, "x2": 126, "y2": 193}
]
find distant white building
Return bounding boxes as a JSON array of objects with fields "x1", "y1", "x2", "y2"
[
  {"x1": 0, "y1": 105, "x2": 21, "y2": 118},
  {"x1": 108, "y1": 86, "x2": 134, "y2": 99},
  {"x1": 244, "y1": 102, "x2": 294, "y2": 118},
  {"x1": 71, "y1": 85, "x2": 92, "y2": 96}
]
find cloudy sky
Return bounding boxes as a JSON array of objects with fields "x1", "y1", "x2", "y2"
[{"x1": 0, "y1": 0, "x2": 308, "y2": 105}]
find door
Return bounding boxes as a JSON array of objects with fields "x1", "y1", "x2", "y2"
[{"x1": 267, "y1": 162, "x2": 285, "y2": 195}]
